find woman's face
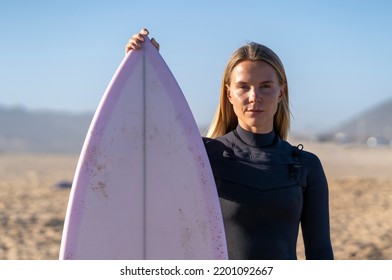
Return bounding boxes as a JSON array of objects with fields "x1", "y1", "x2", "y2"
[{"x1": 227, "y1": 60, "x2": 284, "y2": 134}]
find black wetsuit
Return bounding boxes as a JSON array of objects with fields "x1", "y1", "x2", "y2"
[{"x1": 203, "y1": 125, "x2": 334, "y2": 260}]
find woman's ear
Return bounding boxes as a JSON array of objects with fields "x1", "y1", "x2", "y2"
[
  {"x1": 278, "y1": 84, "x2": 286, "y2": 103},
  {"x1": 226, "y1": 84, "x2": 233, "y2": 104}
]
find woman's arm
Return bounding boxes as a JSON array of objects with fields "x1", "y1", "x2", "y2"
[{"x1": 300, "y1": 151, "x2": 334, "y2": 259}]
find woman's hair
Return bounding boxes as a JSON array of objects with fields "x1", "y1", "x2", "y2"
[{"x1": 206, "y1": 42, "x2": 290, "y2": 140}]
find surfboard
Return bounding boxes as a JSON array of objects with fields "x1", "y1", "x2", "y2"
[{"x1": 59, "y1": 37, "x2": 227, "y2": 260}]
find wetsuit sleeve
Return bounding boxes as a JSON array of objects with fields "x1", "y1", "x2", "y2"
[{"x1": 300, "y1": 152, "x2": 334, "y2": 259}]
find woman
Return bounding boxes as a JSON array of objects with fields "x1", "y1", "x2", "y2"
[{"x1": 126, "y1": 29, "x2": 334, "y2": 260}]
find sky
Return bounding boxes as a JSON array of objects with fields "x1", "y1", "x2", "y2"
[{"x1": 1, "y1": 0, "x2": 392, "y2": 134}]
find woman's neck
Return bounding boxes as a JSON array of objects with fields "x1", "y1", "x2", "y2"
[{"x1": 234, "y1": 125, "x2": 276, "y2": 148}]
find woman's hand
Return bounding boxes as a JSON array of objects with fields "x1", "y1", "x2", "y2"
[{"x1": 125, "y1": 28, "x2": 159, "y2": 54}]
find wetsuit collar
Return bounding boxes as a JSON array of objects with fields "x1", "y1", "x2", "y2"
[{"x1": 234, "y1": 125, "x2": 276, "y2": 148}]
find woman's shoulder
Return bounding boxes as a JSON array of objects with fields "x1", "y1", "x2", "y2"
[
  {"x1": 202, "y1": 136, "x2": 218, "y2": 146},
  {"x1": 203, "y1": 131, "x2": 236, "y2": 148},
  {"x1": 292, "y1": 146, "x2": 327, "y2": 184},
  {"x1": 282, "y1": 140, "x2": 323, "y2": 167},
  {"x1": 299, "y1": 147, "x2": 323, "y2": 167},
  {"x1": 203, "y1": 135, "x2": 232, "y2": 150},
  {"x1": 283, "y1": 141, "x2": 327, "y2": 186}
]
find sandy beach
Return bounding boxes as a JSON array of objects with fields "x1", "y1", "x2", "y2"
[{"x1": 1, "y1": 141, "x2": 392, "y2": 260}]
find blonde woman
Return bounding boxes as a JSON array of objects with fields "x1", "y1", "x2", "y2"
[{"x1": 126, "y1": 29, "x2": 333, "y2": 260}]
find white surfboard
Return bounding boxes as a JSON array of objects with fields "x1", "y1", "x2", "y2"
[{"x1": 59, "y1": 37, "x2": 227, "y2": 259}]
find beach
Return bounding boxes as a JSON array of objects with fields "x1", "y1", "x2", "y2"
[{"x1": 1, "y1": 141, "x2": 392, "y2": 259}]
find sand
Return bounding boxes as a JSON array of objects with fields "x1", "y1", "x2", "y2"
[{"x1": 1, "y1": 141, "x2": 392, "y2": 260}]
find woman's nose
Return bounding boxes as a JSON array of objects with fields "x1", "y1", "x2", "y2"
[{"x1": 249, "y1": 87, "x2": 261, "y2": 102}]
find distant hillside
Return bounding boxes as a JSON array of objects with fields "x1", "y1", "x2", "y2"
[
  {"x1": 0, "y1": 105, "x2": 93, "y2": 153},
  {"x1": 0, "y1": 104, "x2": 210, "y2": 153},
  {"x1": 319, "y1": 98, "x2": 392, "y2": 145},
  {"x1": 4, "y1": 97, "x2": 391, "y2": 152}
]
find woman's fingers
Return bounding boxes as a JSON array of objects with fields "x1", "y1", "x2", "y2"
[
  {"x1": 151, "y1": 38, "x2": 160, "y2": 51},
  {"x1": 139, "y1": 28, "x2": 149, "y2": 36},
  {"x1": 125, "y1": 28, "x2": 159, "y2": 54}
]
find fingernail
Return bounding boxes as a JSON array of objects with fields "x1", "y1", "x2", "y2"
[{"x1": 140, "y1": 28, "x2": 149, "y2": 35}]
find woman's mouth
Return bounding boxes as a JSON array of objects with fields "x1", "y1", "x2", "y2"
[{"x1": 246, "y1": 108, "x2": 263, "y2": 113}]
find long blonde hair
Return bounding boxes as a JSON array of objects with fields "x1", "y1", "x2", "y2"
[{"x1": 206, "y1": 42, "x2": 290, "y2": 140}]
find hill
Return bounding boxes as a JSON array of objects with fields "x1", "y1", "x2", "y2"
[
  {"x1": 2, "y1": 97, "x2": 392, "y2": 152},
  {"x1": 318, "y1": 98, "x2": 392, "y2": 145},
  {"x1": 0, "y1": 105, "x2": 93, "y2": 153}
]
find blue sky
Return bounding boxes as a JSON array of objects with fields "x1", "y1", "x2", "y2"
[{"x1": 1, "y1": 0, "x2": 391, "y2": 134}]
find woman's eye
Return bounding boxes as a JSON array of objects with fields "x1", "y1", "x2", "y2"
[{"x1": 238, "y1": 85, "x2": 249, "y2": 90}]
